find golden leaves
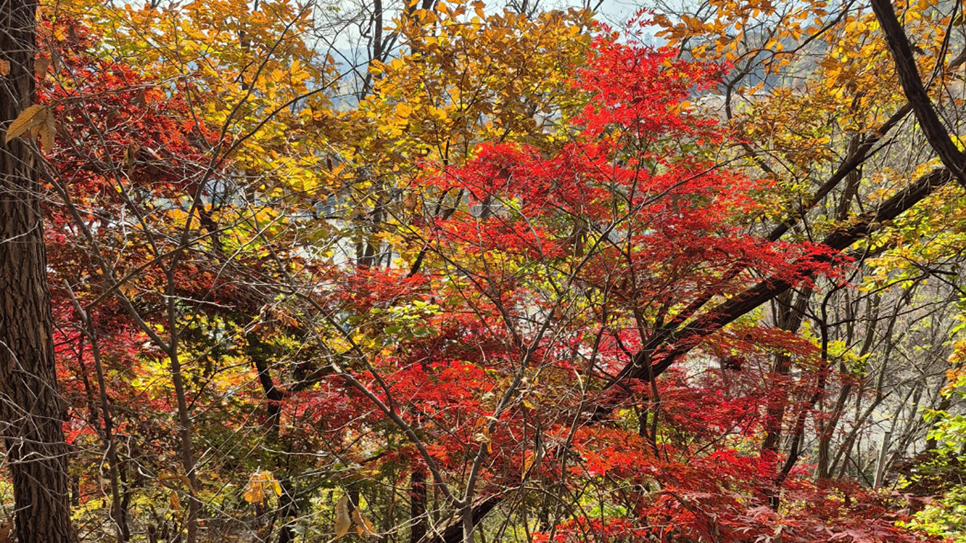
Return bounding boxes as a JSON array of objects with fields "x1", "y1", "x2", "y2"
[
  {"x1": 170, "y1": 491, "x2": 181, "y2": 511},
  {"x1": 351, "y1": 0, "x2": 591, "y2": 171},
  {"x1": 395, "y1": 102, "x2": 414, "y2": 119},
  {"x1": 242, "y1": 470, "x2": 282, "y2": 504}
]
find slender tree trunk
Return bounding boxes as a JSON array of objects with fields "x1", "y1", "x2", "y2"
[
  {"x1": 762, "y1": 290, "x2": 810, "y2": 453},
  {"x1": 167, "y1": 266, "x2": 199, "y2": 543},
  {"x1": 167, "y1": 339, "x2": 199, "y2": 543},
  {"x1": 88, "y1": 321, "x2": 129, "y2": 542},
  {"x1": 65, "y1": 286, "x2": 129, "y2": 542},
  {"x1": 410, "y1": 467, "x2": 427, "y2": 543},
  {"x1": 0, "y1": 2, "x2": 76, "y2": 541},
  {"x1": 461, "y1": 502, "x2": 474, "y2": 543},
  {"x1": 816, "y1": 380, "x2": 852, "y2": 480},
  {"x1": 873, "y1": 431, "x2": 893, "y2": 489},
  {"x1": 248, "y1": 333, "x2": 300, "y2": 543}
]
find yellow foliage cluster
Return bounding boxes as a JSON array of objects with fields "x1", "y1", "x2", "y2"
[{"x1": 242, "y1": 470, "x2": 282, "y2": 504}]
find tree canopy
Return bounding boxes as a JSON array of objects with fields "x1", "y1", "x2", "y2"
[{"x1": 1, "y1": 0, "x2": 966, "y2": 542}]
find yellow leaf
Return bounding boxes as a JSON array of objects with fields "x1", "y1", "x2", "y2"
[
  {"x1": 5, "y1": 104, "x2": 46, "y2": 144},
  {"x1": 243, "y1": 486, "x2": 263, "y2": 504},
  {"x1": 396, "y1": 102, "x2": 413, "y2": 118},
  {"x1": 118, "y1": 283, "x2": 137, "y2": 297},
  {"x1": 523, "y1": 450, "x2": 536, "y2": 477},
  {"x1": 243, "y1": 470, "x2": 281, "y2": 504}
]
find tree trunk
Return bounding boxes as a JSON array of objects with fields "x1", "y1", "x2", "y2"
[
  {"x1": 0, "y1": 1, "x2": 76, "y2": 541},
  {"x1": 762, "y1": 289, "x2": 810, "y2": 454},
  {"x1": 410, "y1": 467, "x2": 427, "y2": 543}
]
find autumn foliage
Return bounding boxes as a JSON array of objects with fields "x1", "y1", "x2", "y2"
[{"x1": 0, "y1": 1, "x2": 963, "y2": 543}]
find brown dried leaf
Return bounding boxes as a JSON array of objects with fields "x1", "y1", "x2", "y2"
[
  {"x1": 352, "y1": 509, "x2": 376, "y2": 536},
  {"x1": 35, "y1": 57, "x2": 50, "y2": 79},
  {"x1": 334, "y1": 494, "x2": 351, "y2": 538},
  {"x1": 5, "y1": 104, "x2": 46, "y2": 143},
  {"x1": 40, "y1": 110, "x2": 56, "y2": 151}
]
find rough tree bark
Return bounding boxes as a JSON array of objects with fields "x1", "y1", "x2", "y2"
[
  {"x1": 871, "y1": 0, "x2": 966, "y2": 187},
  {"x1": 0, "y1": 1, "x2": 76, "y2": 541}
]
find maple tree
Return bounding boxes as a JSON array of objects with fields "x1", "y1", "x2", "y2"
[{"x1": 1, "y1": 0, "x2": 965, "y2": 543}]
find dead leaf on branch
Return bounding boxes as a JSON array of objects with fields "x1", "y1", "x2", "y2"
[
  {"x1": 333, "y1": 492, "x2": 377, "y2": 539},
  {"x1": 334, "y1": 494, "x2": 351, "y2": 538},
  {"x1": 5, "y1": 104, "x2": 56, "y2": 150},
  {"x1": 42, "y1": 110, "x2": 56, "y2": 150},
  {"x1": 6, "y1": 104, "x2": 45, "y2": 142},
  {"x1": 35, "y1": 57, "x2": 50, "y2": 78},
  {"x1": 352, "y1": 508, "x2": 376, "y2": 536}
]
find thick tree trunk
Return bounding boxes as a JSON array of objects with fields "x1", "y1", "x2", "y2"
[{"x1": 0, "y1": 1, "x2": 76, "y2": 541}]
